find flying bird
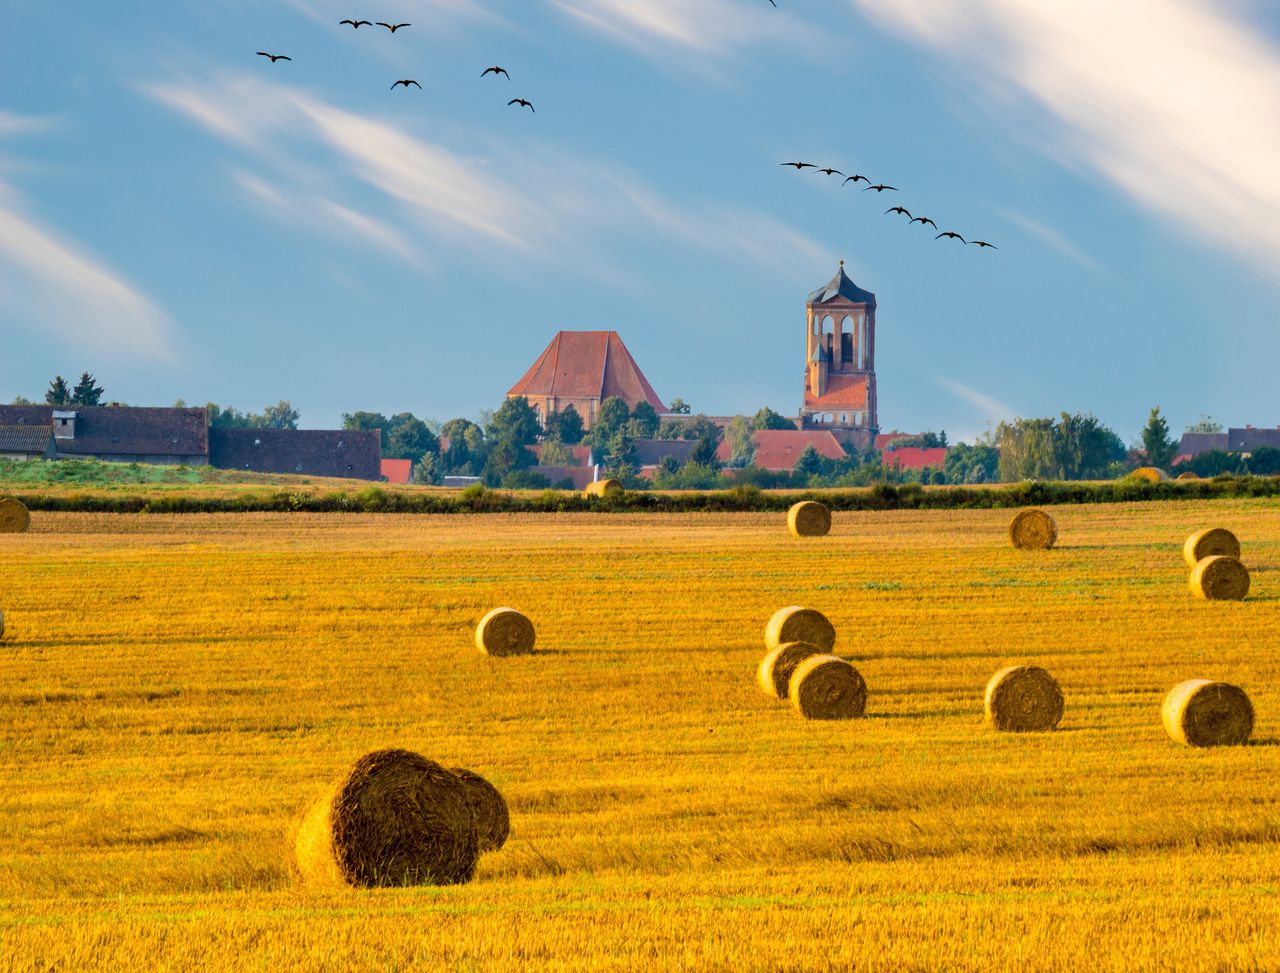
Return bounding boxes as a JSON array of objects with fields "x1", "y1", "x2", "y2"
[
  {"x1": 862, "y1": 184, "x2": 897, "y2": 193},
  {"x1": 376, "y1": 22, "x2": 410, "y2": 31},
  {"x1": 885, "y1": 206, "x2": 912, "y2": 218},
  {"x1": 815, "y1": 167, "x2": 843, "y2": 176},
  {"x1": 256, "y1": 52, "x2": 292, "y2": 62},
  {"x1": 909, "y1": 216, "x2": 937, "y2": 229},
  {"x1": 391, "y1": 79, "x2": 422, "y2": 89},
  {"x1": 340, "y1": 19, "x2": 371, "y2": 28},
  {"x1": 842, "y1": 174, "x2": 870, "y2": 185},
  {"x1": 482, "y1": 66, "x2": 510, "y2": 79},
  {"x1": 972, "y1": 240, "x2": 998, "y2": 249},
  {"x1": 781, "y1": 161, "x2": 815, "y2": 170},
  {"x1": 508, "y1": 98, "x2": 535, "y2": 112},
  {"x1": 936, "y1": 231, "x2": 967, "y2": 243},
  {"x1": 768, "y1": 0, "x2": 777, "y2": 6}
]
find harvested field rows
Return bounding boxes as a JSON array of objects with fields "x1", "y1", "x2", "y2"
[{"x1": 1, "y1": 501, "x2": 1279, "y2": 971}]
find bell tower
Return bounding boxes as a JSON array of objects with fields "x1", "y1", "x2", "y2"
[{"x1": 800, "y1": 261, "x2": 878, "y2": 450}]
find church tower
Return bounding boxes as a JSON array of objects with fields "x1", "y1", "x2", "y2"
[{"x1": 800, "y1": 261, "x2": 877, "y2": 451}]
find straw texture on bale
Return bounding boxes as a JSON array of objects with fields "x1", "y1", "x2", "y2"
[
  {"x1": 0, "y1": 610, "x2": 4, "y2": 640},
  {"x1": 451, "y1": 767, "x2": 510, "y2": 852},
  {"x1": 0, "y1": 498, "x2": 30, "y2": 534},
  {"x1": 764, "y1": 606, "x2": 835, "y2": 653},
  {"x1": 583, "y1": 479, "x2": 624, "y2": 499},
  {"x1": 1182, "y1": 527, "x2": 1241, "y2": 569},
  {"x1": 1162, "y1": 680, "x2": 1254, "y2": 747},
  {"x1": 1189, "y1": 555, "x2": 1250, "y2": 601},
  {"x1": 1008, "y1": 509, "x2": 1057, "y2": 551},
  {"x1": 294, "y1": 749, "x2": 479, "y2": 888},
  {"x1": 787, "y1": 501, "x2": 832, "y2": 538},
  {"x1": 757, "y1": 641, "x2": 821, "y2": 698},
  {"x1": 789, "y1": 654, "x2": 867, "y2": 720},
  {"x1": 1129, "y1": 467, "x2": 1170, "y2": 483},
  {"x1": 1176, "y1": 471, "x2": 1200, "y2": 480},
  {"x1": 475, "y1": 607, "x2": 536, "y2": 656},
  {"x1": 984, "y1": 665, "x2": 1064, "y2": 732}
]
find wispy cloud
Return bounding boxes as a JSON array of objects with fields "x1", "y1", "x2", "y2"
[
  {"x1": 849, "y1": 0, "x2": 1280, "y2": 276},
  {"x1": 0, "y1": 113, "x2": 174, "y2": 360},
  {"x1": 551, "y1": 0, "x2": 813, "y2": 58},
  {"x1": 939, "y1": 378, "x2": 1017, "y2": 431},
  {"x1": 143, "y1": 71, "x2": 828, "y2": 280},
  {"x1": 1001, "y1": 211, "x2": 1103, "y2": 273}
]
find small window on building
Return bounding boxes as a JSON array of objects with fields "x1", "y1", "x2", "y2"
[
  {"x1": 346, "y1": 464, "x2": 353, "y2": 470},
  {"x1": 296, "y1": 464, "x2": 303, "y2": 472},
  {"x1": 254, "y1": 438, "x2": 261, "y2": 446}
]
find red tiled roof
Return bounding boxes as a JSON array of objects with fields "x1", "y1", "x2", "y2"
[
  {"x1": 509, "y1": 331, "x2": 665, "y2": 412},
  {"x1": 875, "y1": 433, "x2": 911, "y2": 450},
  {"x1": 884, "y1": 447, "x2": 947, "y2": 470},
  {"x1": 804, "y1": 373, "x2": 869, "y2": 411},
  {"x1": 718, "y1": 429, "x2": 847, "y2": 471},
  {"x1": 381, "y1": 458, "x2": 412, "y2": 484},
  {"x1": 528, "y1": 443, "x2": 593, "y2": 467}
]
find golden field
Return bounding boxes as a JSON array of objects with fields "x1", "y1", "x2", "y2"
[{"x1": 1, "y1": 501, "x2": 1279, "y2": 972}]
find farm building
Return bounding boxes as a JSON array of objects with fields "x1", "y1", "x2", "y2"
[
  {"x1": 0, "y1": 424, "x2": 56, "y2": 461},
  {"x1": 0, "y1": 405, "x2": 209, "y2": 465},
  {"x1": 716, "y1": 429, "x2": 846, "y2": 472},
  {"x1": 209, "y1": 428, "x2": 381, "y2": 480}
]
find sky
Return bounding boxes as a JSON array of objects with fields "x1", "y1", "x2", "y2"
[{"x1": 3, "y1": 0, "x2": 1280, "y2": 443}]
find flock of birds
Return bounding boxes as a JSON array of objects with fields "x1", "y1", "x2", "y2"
[
  {"x1": 780, "y1": 161, "x2": 997, "y2": 249},
  {"x1": 257, "y1": 18, "x2": 536, "y2": 112}
]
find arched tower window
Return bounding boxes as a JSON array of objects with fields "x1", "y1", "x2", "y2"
[
  {"x1": 840, "y1": 315, "x2": 855, "y2": 365},
  {"x1": 822, "y1": 316, "x2": 834, "y2": 362}
]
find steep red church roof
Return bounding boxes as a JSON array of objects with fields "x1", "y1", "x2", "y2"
[{"x1": 508, "y1": 331, "x2": 665, "y2": 412}]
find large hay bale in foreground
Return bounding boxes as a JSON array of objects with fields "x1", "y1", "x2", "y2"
[
  {"x1": 1182, "y1": 527, "x2": 1241, "y2": 568},
  {"x1": 984, "y1": 665, "x2": 1064, "y2": 732},
  {"x1": 1162, "y1": 680, "x2": 1254, "y2": 747},
  {"x1": 1189, "y1": 555, "x2": 1250, "y2": 601},
  {"x1": 757, "y1": 641, "x2": 821, "y2": 698},
  {"x1": 451, "y1": 767, "x2": 510, "y2": 852},
  {"x1": 0, "y1": 498, "x2": 30, "y2": 534},
  {"x1": 583, "y1": 479, "x2": 624, "y2": 499},
  {"x1": 295, "y1": 749, "x2": 479, "y2": 888},
  {"x1": 1008, "y1": 509, "x2": 1057, "y2": 550},
  {"x1": 787, "y1": 501, "x2": 831, "y2": 538},
  {"x1": 475, "y1": 607, "x2": 536, "y2": 656},
  {"x1": 1129, "y1": 467, "x2": 1170, "y2": 483},
  {"x1": 764, "y1": 606, "x2": 835, "y2": 653},
  {"x1": 789, "y1": 654, "x2": 867, "y2": 720}
]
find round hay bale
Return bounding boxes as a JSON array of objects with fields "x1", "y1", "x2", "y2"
[
  {"x1": 1162, "y1": 679, "x2": 1254, "y2": 747},
  {"x1": 475, "y1": 607, "x2": 536, "y2": 656},
  {"x1": 757, "y1": 641, "x2": 821, "y2": 698},
  {"x1": 451, "y1": 767, "x2": 510, "y2": 852},
  {"x1": 1176, "y1": 471, "x2": 1200, "y2": 481},
  {"x1": 1008, "y1": 509, "x2": 1057, "y2": 550},
  {"x1": 984, "y1": 665, "x2": 1064, "y2": 732},
  {"x1": 294, "y1": 749, "x2": 479, "y2": 888},
  {"x1": 583, "y1": 479, "x2": 624, "y2": 499},
  {"x1": 787, "y1": 501, "x2": 831, "y2": 538},
  {"x1": 764, "y1": 606, "x2": 835, "y2": 653},
  {"x1": 789, "y1": 654, "x2": 867, "y2": 720},
  {"x1": 1129, "y1": 467, "x2": 1170, "y2": 483},
  {"x1": 1189, "y1": 555, "x2": 1250, "y2": 601},
  {"x1": 0, "y1": 498, "x2": 30, "y2": 534},
  {"x1": 1182, "y1": 527, "x2": 1241, "y2": 568}
]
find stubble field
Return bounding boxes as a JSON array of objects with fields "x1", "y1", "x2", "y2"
[{"x1": 1, "y1": 501, "x2": 1279, "y2": 971}]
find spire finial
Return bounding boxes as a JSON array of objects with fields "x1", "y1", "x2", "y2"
[{"x1": 839, "y1": 258, "x2": 844, "y2": 267}]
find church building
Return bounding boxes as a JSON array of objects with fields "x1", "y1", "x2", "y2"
[
  {"x1": 508, "y1": 330, "x2": 666, "y2": 429},
  {"x1": 801, "y1": 262, "x2": 878, "y2": 451}
]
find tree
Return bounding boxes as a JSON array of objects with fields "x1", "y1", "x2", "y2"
[
  {"x1": 918, "y1": 430, "x2": 948, "y2": 449},
  {"x1": 544, "y1": 405, "x2": 584, "y2": 445},
  {"x1": 751, "y1": 407, "x2": 795, "y2": 431},
  {"x1": 659, "y1": 414, "x2": 722, "y2": 443},
  {"x1": 71, "y1": 372, "x2": 105, "y2": 406},
  {"x1": 45, "y1": 375, "x2": 71, "y2": 406},
  {"x1": 689, "y1": 435, "x2": 721, "y2": 469},
  {"x1": 630, "y1": 401, "x2": 660, "y2": 438},
  {"x1": 342, "y1": 411, "x2": 391, "y2": 449},
  {"x1": 537, "y1": 439, "x2": 575, "y2": 466},
  {"x1": 440, "y1": 418, "x2": 484, "y2": 475},
  {"x1": 602, "y1": 430, "x2": 638, "y2": 480},
  {"x1": 411, "y1": 453, "x2": 438, "y2": 485},
  {"x1": 1247, "y1": 447, "x2": 1280, "y2": 476},
  {"x1": 257, "y1": 400, "x2": 300, "y2": 430},
  {"x1": 667, "y1": 397, "x2": 691, "y2": 415},
  {"x1": 1140, "y1": 406, "x2": 1177, "y2": 470},
  {"x1": 11, "y1": 395, "x2": 34, "y2": 405},
  {"x1": 1176, "y1": 449, "x2": 1242, "y2": 477},
  {"x1": 1186, "y1": 414, "x2": 1223, "y2": 434},
  {"x1": 724, "y1": 416, "x2": 755, "y2": 467},
  {"x1": 487, "y1": 397, "x2": 541, "y2": 447},
  {"x1": 793, "y1": 444, "x2": 827, "y2": 482},
  {"x1": 944, "y1": 443, "x2": 1000, "y2": 484},
  {"x1": 386, "y1": 413, "x2": 438, "y2": 462}
]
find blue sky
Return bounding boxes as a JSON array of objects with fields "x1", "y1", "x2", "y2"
[{"x1": 3, "y1": 0, "x2": 1280, "y2": 442}]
